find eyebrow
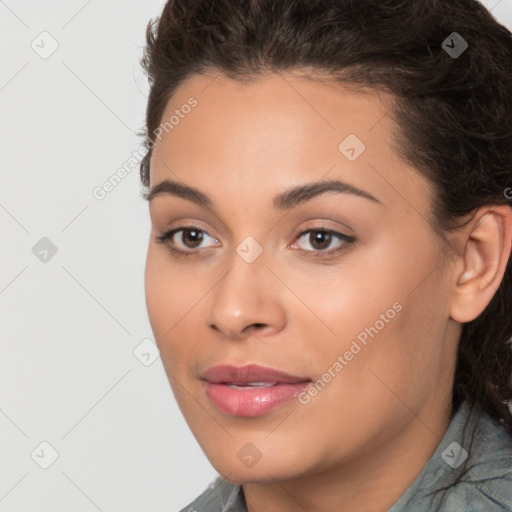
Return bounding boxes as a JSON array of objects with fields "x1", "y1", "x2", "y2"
[{"x1": 144, "y1": 178, "x2": 382, "y2": 209}]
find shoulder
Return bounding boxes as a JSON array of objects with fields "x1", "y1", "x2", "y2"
[
  {"x1": 425, "y1": 405, "x2": 511, "y2": 511},
  {"x1": 178, "y1": 475, "x2": 245, "y2": 512},
  {"x1": 443, "y1": 408, "x2": 511, "y2": 511},
  {"x1": 390, "y1": 402, "x2": 512, "y2": 512}
]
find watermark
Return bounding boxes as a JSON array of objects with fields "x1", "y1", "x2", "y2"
[
  {"x1": 31, "y1": 31, "x2": 59, "y2": 60},
  {"x1": 338, "y1": 133, "x2": 366, "y2": 161},
  {"x1": 152, "y1": 97, "x2": 198, "y2": 141},
  {"x1": 92, "y1": 145, "x2": 147, "y2": 200},
  {"x1": 31, "y1": 441, "x2": 59, "y2": 469},
  {"x1": 236, "y1": 236, "x2": 263, "y2": 263},
  {"x1": 133, "y1": 338, "x2": 160, "y2": 367},
  {"x1": 237, "y1": 442, "x2": 263, "y2": 468},
  {"x1": 298, "y1": 301, "x2": 403, "y2": 405},
  {"x1": 32, "y1": 236, "x2": 58, "y2": 263},
  {"x1": 504, "y1": 187, "x2": 512, "y2": 200},
  {"x1": 92, "y1": 97, "x2": 198, "y2": 201},
  {"x1": 441, "y1": 32, "x2": 468, "y2": 59},
  {"x1": 441, "y1": 441, "x2": 468, "y2": 468}
]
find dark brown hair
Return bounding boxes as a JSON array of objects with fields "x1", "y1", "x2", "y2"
[{"x1": 139, "y1": 0, "x2": 512, "y2": 432}]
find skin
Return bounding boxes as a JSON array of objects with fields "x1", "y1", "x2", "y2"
[{"x1": 144, "y1": 71, "x2": 512, "y2": 512}]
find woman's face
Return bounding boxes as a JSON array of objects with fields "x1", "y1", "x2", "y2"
[{"x1": 145, "y1": 71, "x2": 460, "y2": 482}]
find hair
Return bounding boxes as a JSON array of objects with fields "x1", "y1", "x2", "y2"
[{"x1": 138, "y1": 0, "x2": 512, "y2": 433}]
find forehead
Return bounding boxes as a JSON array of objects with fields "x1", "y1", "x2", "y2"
[
  {"x1": 149, "y1": 71, "x2": 432, "y2": 218},
  {"x1": 151, "y1": 71, "x2": 397, "y2": 163}
]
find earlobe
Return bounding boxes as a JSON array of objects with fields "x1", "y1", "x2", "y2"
[{"x1": 449, "y1": 205, "x2": 512, "y2": 324}]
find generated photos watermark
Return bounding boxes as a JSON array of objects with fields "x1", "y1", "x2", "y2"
[
  {"x1": 92, "y1": 97, "x2": 198, "y2": 201},
  {"x1": 298, "y1": 301, "x2": 403, "y2": 405}
]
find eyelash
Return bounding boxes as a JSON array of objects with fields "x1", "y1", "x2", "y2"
[{"x1": 155, "y1": 225, "x2": 356, "y2": 260}]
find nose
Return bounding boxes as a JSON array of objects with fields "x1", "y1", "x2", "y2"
[{"x1": 207, "y1": 252, "x2": 287, "y2": 340}]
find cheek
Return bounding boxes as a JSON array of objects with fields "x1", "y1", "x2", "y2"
[
  {"x1": 144, "y1": 246, "x2": 210, "y2": 370},
  {"x1": 339, "y1": 271, "x2": 449, "y2": 408},
  {"x1": 305, "y1": 244, "x2": 445, "y2": 384},
  {"x1": 284, "y1": 261, "x2": 399, "y2": 347},
  {"x1": 144, "y1": 247, "x2": 188, "y2": 351},
  {"x1": 144, "y1": 247, "x2": 171, "y2": 335}
]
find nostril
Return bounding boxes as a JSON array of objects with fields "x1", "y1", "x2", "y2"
[{"x1": 244, "y1": 323, "x2": 267, "y2": 334}]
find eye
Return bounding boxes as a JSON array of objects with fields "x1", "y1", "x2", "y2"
[
  {"x1": 156, "y1": 225, "x2": 355, "y2": 260},
  {"x1": 155, "y1": 226, "x2": 219, "y2": 258},
  {"x1": 291, "y1": 228, "x2": 355, "y2": 257}
]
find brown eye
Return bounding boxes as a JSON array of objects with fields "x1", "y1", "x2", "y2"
[
  {"x1": 308, "y1": 231, "x2": 332, "y2": 250},
  {"x1": 155, "y1": 226, "x2": 220, "y2": 259},
  {"x1": 179, "y1": 228, "x2": 204, "y2": 248},
  {"x1": 293, "y1": 228, "x2": 356, "y2": 257}
]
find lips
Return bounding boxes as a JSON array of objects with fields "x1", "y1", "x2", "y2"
[
  {"x1": 201, "y1": 364, "x2": 312, "y2": 417},
  {"x1": 201, "y1": 364, "x2": 310, "y2": 385}
]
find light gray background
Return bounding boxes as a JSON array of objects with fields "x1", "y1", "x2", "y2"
[{"x1": 0, "y1": 1, "x2": 511, "y2": 511}]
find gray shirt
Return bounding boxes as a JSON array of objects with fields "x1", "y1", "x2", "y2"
[{"x1": 179, "y1": 401, "x2": 512, "y2": 511}]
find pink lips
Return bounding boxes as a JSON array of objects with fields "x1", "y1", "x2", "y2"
[{"x1": 201, "y1": 364, "x2": 312, "y2": 417}]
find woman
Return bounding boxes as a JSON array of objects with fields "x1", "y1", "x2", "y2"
[{"x1": 139, "y1": 0, "x2": 512, "y2": 510}]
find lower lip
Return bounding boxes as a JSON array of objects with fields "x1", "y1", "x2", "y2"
[{"x1": 204, "y1": 381, "x2": 311, "y2": 417}]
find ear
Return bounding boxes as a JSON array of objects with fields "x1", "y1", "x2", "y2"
[{"x1": 449, "y1": 204, "x2": 512, "y2": 323}]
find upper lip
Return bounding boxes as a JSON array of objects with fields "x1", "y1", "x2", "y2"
[{"x1": 201, "y1": 364, "x2": 311, "y2": 384}]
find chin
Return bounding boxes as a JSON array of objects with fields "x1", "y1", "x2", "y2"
[
  {"x1": 201, "y1": 442, "x2": 314, "y2": 485},
  {"x1": 215, "y1": 464, "x2": 302, "y2": 486}
]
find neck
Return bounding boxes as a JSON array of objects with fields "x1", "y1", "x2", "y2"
[{"x1": 242, "y1": 398, "x2": 453, "y2": 512}]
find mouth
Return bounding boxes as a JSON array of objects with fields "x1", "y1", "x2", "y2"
[
  {"x1": 201, "y1": 364, "x2": 312, "y2": 417},
  {"x1": 224, "y1": 382, "x2": 281, "y2": 389}
]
